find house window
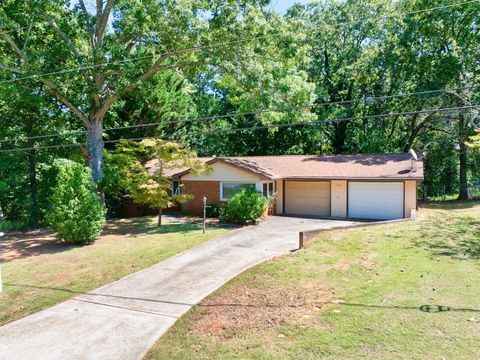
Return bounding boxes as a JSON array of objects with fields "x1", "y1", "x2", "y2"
[
  {"x1": 221, "y1": 183, "x2": 256, "y2": 201},
  {"x1": 172, "y1": 181, "x2": 180, "y2": 195},
  {"x1": 262, "y1": 182, "x2": 275, "y2": 197}
]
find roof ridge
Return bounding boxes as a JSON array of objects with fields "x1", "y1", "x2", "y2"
[{"x1": 217, "y1": 152, "x2": 411, "y2": 159}]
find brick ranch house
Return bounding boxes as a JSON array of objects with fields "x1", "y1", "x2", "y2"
[{"x1": 124, "y1": 152, "x2": 424, "y2": 221}]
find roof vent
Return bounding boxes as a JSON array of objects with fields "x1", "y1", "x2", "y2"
[
  {"x1": 409, "y1": 149, "x2": 418, "y2": 160},
  {"x1": 409, "y1": 149, "x2": 418, "y2": 172}
]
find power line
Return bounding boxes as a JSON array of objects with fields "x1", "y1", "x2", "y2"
[
  {"x1": 0, "y1": 84, "x2": 476, "y2": 145},
  {"x1": 0, "y1": 34, "x2": 271, "y2": 84},
  {"x1": 0, "y1": 104, "x2": 477, "y2": 153},
  {"x1": 404, "y1": 0, "x2": 479, "y2": 15}
]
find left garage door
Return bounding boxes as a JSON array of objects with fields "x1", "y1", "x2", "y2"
[{"x1": 285, "y1": 181, "x2": 330, "y2": 217}]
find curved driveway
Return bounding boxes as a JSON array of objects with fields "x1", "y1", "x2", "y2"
[{"x1": 0, "y1": 216, "x2": 356, "y2": 360}]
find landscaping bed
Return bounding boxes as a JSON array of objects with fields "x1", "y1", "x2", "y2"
[{"x1": 146, "y1": 202, "x2": 480, "y2": 360}]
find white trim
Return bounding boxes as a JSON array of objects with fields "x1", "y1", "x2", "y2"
[
  {"x1": 219, "y1": 181, "x2": 258, "y2": 201},
  {"x1": 261, "y1": 181, "x2": 275, "y2": 197}
]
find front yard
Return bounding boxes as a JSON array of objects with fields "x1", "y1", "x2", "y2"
[
  {"x1": 0, "y1": 216, "x2": 231, "y2": 325},
  {"x1": 146, "y1": 202, "x2": 480, "y2": 360}
]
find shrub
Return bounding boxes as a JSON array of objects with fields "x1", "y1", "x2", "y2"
[
  {"x1": 220, "y1": 188, "x2": 267, "y2": 224},
  {"x1": 206, "y1": 203, "x2": 221, "y2": 218},
  {"x1": 46, "y1": 159, "x2": 105, "y2": 244}
]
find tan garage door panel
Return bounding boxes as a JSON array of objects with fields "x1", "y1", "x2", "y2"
[{"x1": 285, "y1": 181, "x2": 331, "y2": 216}]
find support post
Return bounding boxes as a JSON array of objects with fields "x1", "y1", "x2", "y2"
[{"x1": 203, "y1": 196, "x2": 207, "y2": 234}]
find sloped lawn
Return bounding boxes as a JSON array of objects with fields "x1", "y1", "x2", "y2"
[
  {"x1": 146, "y1": 202, "x2": 480, "y2": 360},
  {"x1": 0, "y1": 216, "x2": 231, "y2": 325}
]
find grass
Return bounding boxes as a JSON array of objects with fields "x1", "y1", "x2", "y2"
[
  {"x1": 146, "y1": 201, "x2": 480, "y2": 360},
  {"x1": 0, "y1": 216, "x2": 231, "y2": 325}
]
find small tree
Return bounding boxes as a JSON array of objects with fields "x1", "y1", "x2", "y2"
[
  {"x1": 120, "y1": 139, "x2": 210, "y2": 227},
  {"x1": 46, "y1": 160, "x2": 105, "y2": 244}
]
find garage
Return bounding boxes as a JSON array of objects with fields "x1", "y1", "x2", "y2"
[
  {"x1": 285, "y1": 181, "x2": 330, "y2": 217},
  {"x1": 348, "y1": 182, "x2": 404, "y2": 220}
]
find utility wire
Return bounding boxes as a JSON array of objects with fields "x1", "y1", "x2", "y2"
[
  {"x1": 0, "y1": 84, "x2": 476, "y2": 145},
  {"x1": 0, "y1": 104, "x2": 477, "y2": 153}
]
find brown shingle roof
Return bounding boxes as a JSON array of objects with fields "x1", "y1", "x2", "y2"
[
  {"x1": 223, "y1": 153, "x2": 423, "y2": 180},
  {"x1": 148, "y1": 153, "x2": 424, "y2": 180}
]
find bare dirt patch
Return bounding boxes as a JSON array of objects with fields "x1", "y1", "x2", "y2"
[
  {"x1": 333, "y1": 260, "x2": 352, "y2": 271},
  {"x1": 359, "y1": 253, "x2": 379, "y2": 270},
  {"x1": 189, "y1": 282, "x2": 333, "y2": 341}
]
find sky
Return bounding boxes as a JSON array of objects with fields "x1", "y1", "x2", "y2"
[{"x1": 272, "y1": 0, "x2": 314, "y2": 13}]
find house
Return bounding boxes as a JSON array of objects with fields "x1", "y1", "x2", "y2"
[{"x1": 140, "y1": 151, "x2": 423, "y2": 221}]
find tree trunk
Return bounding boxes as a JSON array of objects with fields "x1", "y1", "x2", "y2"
[
  {"x1": 158, "y1": 208, "x2": 162, "y2": 227},
  {"x1": 27, "y1": 144, "x2": 38, "y2": 228},
  {"x1": 458, "y1": 141, "x2": 469, "y2": 200},
  {"x1": 458, "y1": 114, "x2": 469, "y2": 200},
  {"x1": 87, "y1": 121, "x2": 104, "y2": 182},
  {"x1": 332, "y1": 121, "x2": 348, "y2": 154}
]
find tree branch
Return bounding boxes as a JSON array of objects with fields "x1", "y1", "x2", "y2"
[
  {"x1": 43, "y1": 14, "x2": 83, "y2": 60},
  {"x1": 39, "y1": 78, "x2": 90, "y2": 127},
  {"x1": 0, "y1": 65, "x2": 23, "y2": 73},
  {"x1": 78, "y1": 0, "x2": 89, "y2": 16},
  {"x1": 97, "y1": 0, "x2": 115, "y2": 43},
  {"x1": 0, "y1": 29, "x2": 27, "y2": 62},
  {"x1": 0, "y1": 29, "x2": 90, "y2": 127}
]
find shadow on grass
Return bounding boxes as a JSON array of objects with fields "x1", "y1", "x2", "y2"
[
  {"x1": 4, "y1": 283, "x2": 480, "y2": 315},
  {"x1": 1, "y1": 216, "x2": 232, "y2": 262},
  {"x1": 0, "y1": 230, "x2": 78, "y2": 263},
  {"x1": 413, "y1": 215, "x2": 480, "y2": 260}
]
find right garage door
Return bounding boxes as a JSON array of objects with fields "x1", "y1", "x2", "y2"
[{"x1": 348, "y1": 182, "x2": 404, "y2": 220}]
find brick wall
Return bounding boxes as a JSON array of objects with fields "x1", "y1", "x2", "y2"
[
  {"x1": 121, "y1": 197, "x2": 179, "y2": 218},
  {"x1": 181, "y1": 180, "x2": 221, "y2": 215}
]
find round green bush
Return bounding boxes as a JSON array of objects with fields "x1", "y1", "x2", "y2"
[
  {"x1": 220, "y1": 188, "x2": 267, "y2": 224},
  {"x1": 46, "y1": 159, "x2": 105, "y2": 244}
]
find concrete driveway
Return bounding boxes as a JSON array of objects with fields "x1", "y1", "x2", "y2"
[{"x1": 0, "y1": 216, "x2": 356, "y2": 360}]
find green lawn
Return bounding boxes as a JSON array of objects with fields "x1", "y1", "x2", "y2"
[
  {"x1": 0, "y1": 216, "x2": 231, "y2": 325},
  {"x1": 146, "y1": 202, "x2": 480, "y2": 360}
]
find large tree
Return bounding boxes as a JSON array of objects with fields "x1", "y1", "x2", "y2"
[
  {"x1": 0, "y1": 0, "x2": 306, "y2": 182},
  {"x1": 395, "y1": 0, "x2": 480, "y2": 199}
]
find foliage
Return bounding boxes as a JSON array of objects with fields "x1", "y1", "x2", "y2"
[
  {"x1": 46, "y1": 160, "x2": 105, "y2": 244},
  {"x1": 220, "y1": 188, "x2": 267, "y2": 225},
  {"x1": 118, "y1": 139, "x2": 210, "y2": 226},
  {"x1": 467, "y1": 129, "x2": 480, "y2": 150},
  {"x1": 0, "y1": 1, "x2": 308, "y2": 182},
  {"x1": 206, "y1": 203, "x2": 221, "y2": 218}
]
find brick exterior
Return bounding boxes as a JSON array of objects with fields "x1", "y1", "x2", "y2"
[
  {"x1": 181, "y1": 180, "x2": 221, "y2": 215},
  {"x1": 121, "y1": 197, "x2": 180, "y2": 218}
]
